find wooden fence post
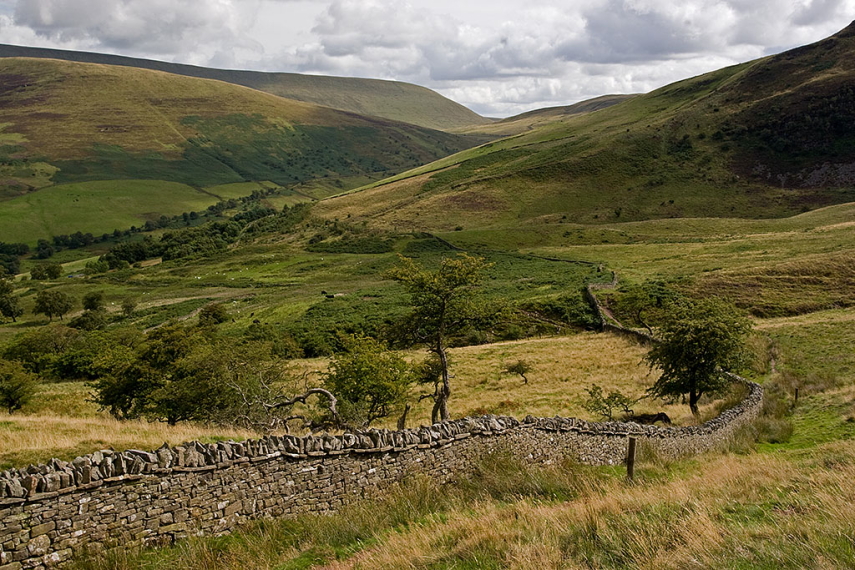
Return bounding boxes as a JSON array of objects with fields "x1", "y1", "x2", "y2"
[{"x1": 626, "y1": 436, "x2": 637, "y2": 482}]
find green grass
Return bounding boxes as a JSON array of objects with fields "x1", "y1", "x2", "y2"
[
  {"x1": 0, "y1": 179, "x2": 220, "y2": 244},
  {"x1": 0, "y1": 57, "x2": 485, "y2": 232},
  {"x1": 318, "y1": 28, "x2": 855, "y2": 232}
]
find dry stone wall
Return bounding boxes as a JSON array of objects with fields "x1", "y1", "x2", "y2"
[{"x1": 0, "y1": 381, "x2": 762, "y2": 570}]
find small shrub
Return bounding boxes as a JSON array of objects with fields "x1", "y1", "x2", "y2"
[
  {"x1": 121, "y1": 297, "x2": 137, "y2": 318},
  {"x1": 198, "y1": 302, "x2": 229, "y2": 326},
  {"x1": 583, "y1": 384, "x2": 638, "y2": 420}
]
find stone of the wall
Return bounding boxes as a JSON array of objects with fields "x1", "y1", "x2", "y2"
[{"x1": 0, "y1": 379, "x2": 762, "y2": 569}]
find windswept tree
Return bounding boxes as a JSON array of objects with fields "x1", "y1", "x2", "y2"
[
  {"x1": 504, "y1": 359, "x2": 533, "y2": 384},
  {"x1": 385, "y1": 253, "x2": 491, "y2": 423},
  {"x1": 646, "y1": 297, "x2": 752, "y2": 419}
]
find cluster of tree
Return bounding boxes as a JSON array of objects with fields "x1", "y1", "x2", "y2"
[
  {"x1": 30, "y1": 263, "x2": 64, "y2": 280},
  {"x1": 100, "y1": 203, "x2": 309, "y2": 267},
  {"x1": 0, "y1": 277, "x2": 138, "y2": 327},
  {"x1": 85, "y1": 323, "x2": 413, "y2": 430},
  {"x1": 3, "y1": 250, "x2": 753, "y2": 434},
  {"x1": 24, "y1": 185, "x2": 287, "y2": 266},
  {"x1": 0, "y1": 241, "x2": 29, "y2": 275}
]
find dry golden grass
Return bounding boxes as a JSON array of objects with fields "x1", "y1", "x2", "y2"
[
  {"x1": 1, "y1": 332, "x2": 703, "y2": 469},
  {"x1": 0, "y1": 414, "x2": 255, "y2": 469},
  {"x1": 325, "y1": 441, "x2": 855, "y2": 569},
  {"x1": 292, "y1": 332, "x2": 700, "y2": 427},
  {"x1": 408, "y1": 332, "x2": 697, "y2": 427}
]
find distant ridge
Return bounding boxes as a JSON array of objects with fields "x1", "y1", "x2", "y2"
[
  {"x1": 456, "y1": 94, "x2": 635, "y2": 136},
  {"x1": 315, "y1": 21, "x2": 855, "y2": 231},
  {"x1": 0, "y1": 43, "x2": 491, "y2": 132}
]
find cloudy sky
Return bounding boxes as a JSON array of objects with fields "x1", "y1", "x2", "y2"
[{"x1": 1, "y1": 0, "x2": 854, "y2": 117}]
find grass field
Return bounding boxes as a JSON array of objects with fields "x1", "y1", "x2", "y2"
[
  {"x1": 0, "y1": 331, "x2": 702, "y2": 470},
  {"x1": 0, "y1": 180, "x2": 220, "y2": 244},
  {"x1": 58, "y1": 303, "x2": 855, "y2": 569}
]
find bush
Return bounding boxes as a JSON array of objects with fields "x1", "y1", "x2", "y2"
[
  {"x1": 198, "y1": 302, "x2": 229, "y2": 326},
  {"x1": 322, "y1": 335, "x2": 415, "y2": 427},
  {"x1": 583, "y1": 384, "x2": 638, "y2": 420},
  {"x1": 0, "y1": 359, "x2": 38, "y2": 413}
]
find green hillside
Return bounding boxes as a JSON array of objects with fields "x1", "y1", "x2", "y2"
[
  {"x1": 453, "y1": 94, "x2": 635, "y2": 137},
  {"x1": 0, "y1": 57, "x2": 489, "y2": 241},
  {"x1": 0, "y1": 44, "x2": 491, "y2": 131},
  {"x1": 316, "y1": 22, "x2": 855, "y2": 233}
]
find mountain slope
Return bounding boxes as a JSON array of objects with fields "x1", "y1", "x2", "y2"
[
  {"x1": 0, "y1": 57, "x2": 492, "y2": 241},
  {"x1": 0, "y1": 57, "x2": 488, "y2": 192},
  {"x1": 0, "y1": 44, "x2": 491, "y2": 131},
  {"x1": 453, "y1": 94, "x2": 635, "y2": 137},
  {"x1": 315, "y1": 22, "x2": 855, "y2": 232}
]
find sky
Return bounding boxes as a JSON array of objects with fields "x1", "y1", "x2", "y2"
[{"x1": 1, "y1": 0, "x2": 854, "y2": 117}]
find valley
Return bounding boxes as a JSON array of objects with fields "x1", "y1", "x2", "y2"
[{"x1": 0, "y1": 21, "x2": 854, "y2": 570}]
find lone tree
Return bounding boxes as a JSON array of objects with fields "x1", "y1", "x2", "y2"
[
  {"x1": 0, "y1": 279, "x2": 23, "y2": 322},
  {"x1": 645, "y1": 297, "x2": 751, "y2": 419},
  {"x1": 385, "y1": 253, "x2": 491, "y2": 423},
  {"x1": 33, "y1": 289, "x2": 75, "y2": 322},
  {"x1": 504, "y1": 359, "x2": 533, "y2": 384}
]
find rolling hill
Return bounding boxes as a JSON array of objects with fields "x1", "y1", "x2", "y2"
[
  {"x1": 452, "y1": 94, "x2": 635, "y2": 137},
  {"x1": 0, "y1": 57, "x2": 490, "y2": 242},
  {"x1": 315, "y1": 22, "x2": 855, "y2": 233},
  {"x1": 0, "y1": 44, "x2": 491, "y2": 132}
]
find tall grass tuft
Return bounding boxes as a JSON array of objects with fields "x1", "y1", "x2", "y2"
[{"x1": 461, "y1": 450, "x2": 610, "y2": 503}]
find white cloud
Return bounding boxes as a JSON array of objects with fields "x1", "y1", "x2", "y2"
[{"x1": 2, "y1": 0, "x2": 854, "y2": 116}]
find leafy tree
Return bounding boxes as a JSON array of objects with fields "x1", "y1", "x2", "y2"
[
  {"x1": 385, "y1": 253, "x2": 491, "y2": 422},
  {"x1": 44, "y1": 263, "x2": 63, "y2": 280},
  {"x1": 2, "y1": 325, "x2": 81, "y2": 376},
  {"x1": 89, "y1": 323, "x2": 211, "y2": 423},
  {"x1": 0, "y1": 279, "x2": 23, "y2": 322},
  {"x1": 69, "y1": 309, "x2": 107, "y2": 331},
  {"x1": 0, "y1": 294, "x2": 23, "y2": 323},
  {"x1": 30, "y1": 265, "x2": 47, "y2": 280},
  {"x1": 504, "y1": 359, "x2": 533, "y2": 384},
  {"x1": 33, "y1": 289, "x2": 74, "y2": 321},
  {"x1": 35, "y1": 239, "x2": 55, "y2": 259},
  {"x1": 322, "y1": 335, "x2": 414, "y2": 427},
  {"x1": 53, "y1": 327, "x2": 142, "y2": 381},
  {"x1": 582, "y1": 384, "x2": 638, "y2": 420},
  {"x1": 33, "y1": 289, "x2": 75, "y2": 322},
  {"x1": 0, "y1": 359, "x2": 38, "y2": 414},
  {"x1": 83, "y1": 260, "x2": 110, "y2": 275},
  {"x1": 121, "y1": 297, "x2": 138, "y2": 318},
  {"x1": 646, "y1": 298, "x2": 752, "y2": 418},
  {"x1": 82, "y1": 291, "x2": 106, "y2": 312}
]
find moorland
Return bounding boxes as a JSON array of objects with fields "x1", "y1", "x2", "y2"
[{"x1": 1, "y1": 22, "x2": 855, "y2": 569}]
